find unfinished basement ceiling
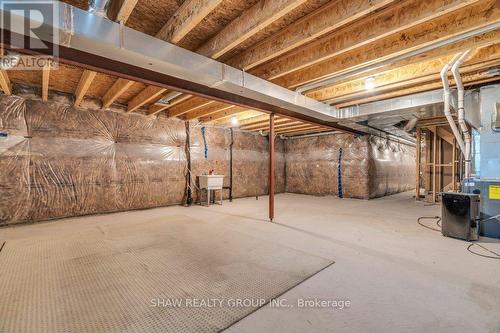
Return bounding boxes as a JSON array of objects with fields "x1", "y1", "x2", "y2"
[{"x1": 2, "y1": 0, "x2": 500, "y2": 137}]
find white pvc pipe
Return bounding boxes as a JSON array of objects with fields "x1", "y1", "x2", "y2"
[
  {"x1": 441, "y1": 53, "x2": 465, "y2": 154},
  {"x1": 451, "y1": 49, "x2": 473, "y2": 180}
]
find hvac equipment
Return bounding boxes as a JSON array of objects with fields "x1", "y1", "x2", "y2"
[{"x1": 441, "y1": 192, "x2": 480, "y2": 241}]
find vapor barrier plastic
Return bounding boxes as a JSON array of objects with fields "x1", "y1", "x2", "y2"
[
  {"x1": 285, "y1": 134, "x2": 415, "y2": 199},
  {"x1": 189, "y1": 124, "x2": 285, "y2": 200},
  {"x1": 368, "y1": 136, "x2": 415, "y2": 198},
  {"x1": 285, "y1": 134, "x2": 370, "y2": 199},
  {"x1": 0, "y1": 96, "x2": 187, "y2": 225},
  {"x1": 0, "y1": 94, "x2": 286, "y2": 225}
]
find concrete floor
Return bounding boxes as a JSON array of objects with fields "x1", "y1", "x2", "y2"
[{"x1": 1, "y1": 192, "x2": 500, "y2": 332}]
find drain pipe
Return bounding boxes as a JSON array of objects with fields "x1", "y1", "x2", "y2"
[
  {"x1": 441, "y1": 53, "x2": 466, "y2": 155},
  {"x1": 451, "y1": 49, "x2": 473, "y2": 180}
]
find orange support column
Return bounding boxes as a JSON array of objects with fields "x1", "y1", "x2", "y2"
[{"x1": 269, "y1": 113, "x2": 275, "y2": 222}]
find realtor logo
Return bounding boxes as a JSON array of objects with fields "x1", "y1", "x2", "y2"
[{"x1": 0, "y1": 0, "x2": 59, "y2": 70}]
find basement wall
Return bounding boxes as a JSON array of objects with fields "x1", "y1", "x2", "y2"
[
  {"x1": 0, "y1": 91, "x2": 284, "y2": 225},
  {"x1": 0, "y1": 90, "x2": 413, "y2": 225},
  {"x1": 285, "y1": 134, "x2": 415, "y2": 199}
]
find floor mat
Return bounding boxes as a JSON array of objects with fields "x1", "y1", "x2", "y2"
[{"x1": 0, "y1": 215, "x2": 332, "y2": 332}]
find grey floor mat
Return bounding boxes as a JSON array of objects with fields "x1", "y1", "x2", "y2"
[{"x1": 0, "y1": 215, "x2": 332, "y2": 332}]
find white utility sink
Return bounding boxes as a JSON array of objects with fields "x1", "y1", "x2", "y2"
[
  {"x1": 198, "y1": 175, "x2": 224, "y2": 206},
  {"x1": 199, "y1": 175, "x2": 224, "y2": 189}
]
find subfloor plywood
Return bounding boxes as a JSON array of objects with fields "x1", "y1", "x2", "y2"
[{"x1": 0, "y1": 215, "x2": 332, "y2": 332}]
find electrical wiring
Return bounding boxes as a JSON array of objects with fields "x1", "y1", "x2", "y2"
[
  {"x1": 417, "y1": 216, "x2": 441, "y2": 232},
  {"x1": 417, "y1": 216, "x2": 500, "y2": 260},
  {"x1": 467, "y1": 243, "x2": 500, "y2": 260}
]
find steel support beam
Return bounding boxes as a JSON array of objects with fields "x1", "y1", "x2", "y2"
[{"x1": 269, "y1": 113, "x2": 275, "y2": 222}]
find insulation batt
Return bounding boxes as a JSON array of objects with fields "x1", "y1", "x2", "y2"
[
  {"x1": 285, "y1": 133, "x2": 415, "y2": 199},
  {"x1": 0, "y1": 92, "x2": 413, "y2": 225},
  {"x1": 0, "y1": 93, "x2": 284, "y2": 225}
]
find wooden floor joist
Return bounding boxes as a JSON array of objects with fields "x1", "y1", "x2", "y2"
[
  {"x1": 227, "y1": 0, "x2": 398, "y2": 71},
  {"x1": 241, "y1": 118, "x2": 297, "y2": 130},
  {"x1": 285, "y1": 128, "x2": 330, "y2": 136},
  {"x1": 308, "y1": 43, "x2": 500, "y2": 102},
  {"x1": 127, "y1": 86, "x2": 166, "y2": 112},
  {"x1": 275, "y1": 125, "x2": 322, "y2": 134},
  {"x1": 0, "y1": 69, "x2": 11, "y2": 95},
  {"x1": 198, "y1": 106, "x2": 248, "y2": 123},
  {"x1": 74, "y1": 70, "x2": 97, "y2": 106},
  {"x1": 180, "y1": 102, "x2": 233, "y2": 120},
  {"x1": 335, "y1": 70, "x2": 500, "y2": 108},
  {"x1": 156, "y1": 0, "x2": 223, "y2": 44},
  {"x1": 102, "y1": 78, "x2": 135, "y2": 108},
  {"x1": 167, "y1": 98, "x2": 214, "y2": 118},
  {"x1": 42, "y1": 63, "x2": 50, "y2": 101},
  {"x1": 107, "y1": 0, "x2": 138, "y2": 23},
  {"x1": 197, "y1": 0, "x2": 310, "y2": 59},
  {"x1": 327, "y1": 58, "x2": 500, "y2": 105},
  {"x1": 251, "y1": 0, "x2": 481, "y2": 82},
  {"x1": 271, "y1": 0, "x2": 499, "y2": 89},
  {"x1": 212, "y1": 111, "x2": 267, "y2": 126},
  {"x1": 147, "y1": 94, "x2": 192, "y2": 116}
]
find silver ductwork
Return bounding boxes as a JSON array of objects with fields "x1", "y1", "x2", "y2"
[
  {"x1": 89, "y1": 0, "x2": 111, "y2": 18},
  {"x1": 1, "y1": 2, "x2": 361, "y2": 133},
  {"x1": 156, "y1": 91, "x2": 183, "y2": 106}
]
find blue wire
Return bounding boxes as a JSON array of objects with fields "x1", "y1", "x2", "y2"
[
  {"x1": 338, "y1": 148, "x2": 343, "y2": 198},
  {"x1": 201, "y1": 127, "x2": 208, "y2": 159}
]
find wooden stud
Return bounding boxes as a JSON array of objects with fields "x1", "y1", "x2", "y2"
[
  {"x1": 101, "y1": 78, "x2": 134, "y2": 108},
  {"x1": 127, "y1": 86, "x2": 166, "y2": 112},
  {"x1": 74, "y1": 70, "x2": 97, "y2": 106}
]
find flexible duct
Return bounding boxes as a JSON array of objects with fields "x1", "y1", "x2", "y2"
[
  {"x1": 451, "y1": 50, "x2": 473, "y2": 180},
  {"x1": 441, "y1": 53, "x2": 466, "y2": 154},
  {"x1": 89, "y1": 0, "x2": 111, "y2": 18}
]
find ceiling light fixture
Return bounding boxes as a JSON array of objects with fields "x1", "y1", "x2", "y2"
[
  {"x1": 230, "y1": 115, "x2": 239, "y2": 127},
  {"x1": 365, "y1": 76, "x2": 376, "y2": 90}
]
